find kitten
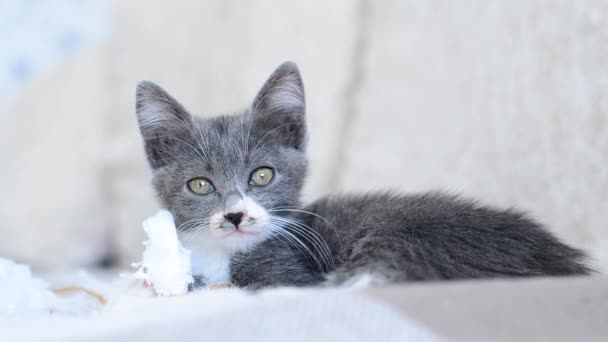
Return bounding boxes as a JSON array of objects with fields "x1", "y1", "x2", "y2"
[{"x1": 135, "y1": 62, "x2": 591, "y2": 289}]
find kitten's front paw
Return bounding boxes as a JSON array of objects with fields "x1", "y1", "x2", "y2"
[
  {"x1": 188, "y1": 278, "x2": 236, "y2": 291},
  {"x1": 188, "y1": 275, "x2": 206, "y2": 292}
]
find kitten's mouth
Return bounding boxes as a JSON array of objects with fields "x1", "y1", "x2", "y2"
[{"x1": 223, "y1": 227, "x2": 259, "y2": 237}]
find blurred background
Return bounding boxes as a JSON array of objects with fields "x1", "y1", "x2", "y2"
[{"x1": 1, "y1": 0, "x2": 606, "y2": 272}]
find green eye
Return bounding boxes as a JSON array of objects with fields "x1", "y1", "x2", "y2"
[
  {"x1": 249, "y1": 167, "x2": 274, "y2": 186},
  {"x1": 187, "y1": 177, "x2": 215, "y2": 195}
]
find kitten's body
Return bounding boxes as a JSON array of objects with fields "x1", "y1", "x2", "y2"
[
  {"x1": 233, "y1": 193, "x2": 589, "y2": 288},
  {"x1": 135, "y1": 62, "x2": 591, "y2": 290}
]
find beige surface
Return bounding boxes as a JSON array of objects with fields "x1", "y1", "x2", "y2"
[
  {"x1": 0, "y1": 1, "x2": 606, "y2": 271},
  {"x1": 365, "y1": 276, "x2": 608, "y2": 341}
]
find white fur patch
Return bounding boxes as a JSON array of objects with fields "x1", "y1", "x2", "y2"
[
  {"x1": 340, "y1": 273, "x2": 389, "y2": 290},
  {"x1": 205, "y1": 195, "x2": 272, "y2": 252},
  {"x1": 181, "y1": 233, "x2": 232, "y2": 285}
]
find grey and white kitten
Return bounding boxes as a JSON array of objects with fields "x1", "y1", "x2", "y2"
[{"x1": 135, "y1": 62, "x2": 591, "y2": 289}]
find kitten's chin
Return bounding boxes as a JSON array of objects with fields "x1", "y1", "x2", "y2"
[{"x1": 219, "y1": 228, "x2": 270, "y2": 253}]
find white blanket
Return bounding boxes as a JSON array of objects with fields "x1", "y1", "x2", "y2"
[{"x1": 2, "y1": 286, "x2": 438, "y2": 342}]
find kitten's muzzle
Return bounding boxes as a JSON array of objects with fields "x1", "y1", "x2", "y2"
[{"x1": 224, "y1": 212, "x2": 244, "y2": 227}]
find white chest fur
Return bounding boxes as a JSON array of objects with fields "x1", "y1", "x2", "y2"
[{"x1": 182, "y1": 235, "x2": 232, "y2": 285}]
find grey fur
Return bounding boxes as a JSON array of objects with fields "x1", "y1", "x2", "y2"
[
  {"x1": 233, "y1": 192, "x2": 591, "y2": 288},
  {"x1": 135, "y1": 62, "x2": 591, "y2": 290}
]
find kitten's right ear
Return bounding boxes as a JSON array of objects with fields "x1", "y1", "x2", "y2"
[
  {"x1": 251, "y1": 62, "x2": 307, "y2": 151},
  {"x1": 135, "y1": 81, "x2": 194, "y2": 169}
]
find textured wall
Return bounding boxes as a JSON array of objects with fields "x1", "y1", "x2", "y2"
[{"x1": 1, "y1": 1, "x2": 606, "y2": 271}]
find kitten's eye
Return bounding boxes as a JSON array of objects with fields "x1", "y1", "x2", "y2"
[
  {"x1": 187, "y1": 177, "x2": 215, "y2": 195},
  {"x1": 249, "y1": 167, "x2": 274, "y2": 186}
]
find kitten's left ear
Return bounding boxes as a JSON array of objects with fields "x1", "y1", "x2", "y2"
[
  {"x1": 251, "y1": 61, "x2": 307, "y2": 151},
  {"x1": 135, "y1": 81, "x2": 195, "y2": 169}
]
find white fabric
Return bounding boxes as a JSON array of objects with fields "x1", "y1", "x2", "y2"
[{"x1": 1, "y1": 286, "x2": 438, "y2": 342}]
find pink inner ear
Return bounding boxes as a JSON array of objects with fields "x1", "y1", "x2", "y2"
[{"x1": 252, "y1": 61, "x2": 305, "y2": 116}]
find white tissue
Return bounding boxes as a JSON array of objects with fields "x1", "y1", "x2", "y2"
[
  {"x1": 0, "y1": 259, "x2": 106, "y2": 317},
  {"x1": 133, "y1": 210, "x2": 194, "y2": 296},
  {"x1": 0, "y1": 258, "x2": 57, "y2": 317}
]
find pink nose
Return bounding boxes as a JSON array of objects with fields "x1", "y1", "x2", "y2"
[{"x1": 224, "y1": 212, "x2": 244, "y2": 226}]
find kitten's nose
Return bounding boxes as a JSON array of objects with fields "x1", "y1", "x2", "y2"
[{"x1": 224, "y1": 212, "x2": 244, "y2": 227}]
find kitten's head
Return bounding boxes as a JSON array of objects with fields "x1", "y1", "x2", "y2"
[{"x1": 135, "y1": 62, "x2": 307, "y2": 253}]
